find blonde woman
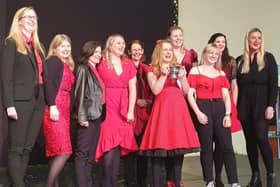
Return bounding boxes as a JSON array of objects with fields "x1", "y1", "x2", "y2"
[
  {"x1": 188, "y1": 44, "x2": 240, "y2": 187},
  {"x1": 236, "y1": 28, "x2": 278, "y2": 187},
  {"x1": 0, "y1": 7, "x2": 46, "y2": 187},
  {"x1": 43, "y1": 34, "x2": 75, "y2": 187},
  {"x1": 95, "y1": 34, "x2": 138, "y2": 187}
]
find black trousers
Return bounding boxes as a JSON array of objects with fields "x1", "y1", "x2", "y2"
[
  {"x1": 74, "y1": 118, "x2": 102, "y2": 187},
  {"x1": 8, "y1": 85, "x2": 45, "y2": 187},
  {"x1": 241, "y1": 118, "x2": 274, "y2": 174},
  {"x1": 195, "y1": 99, "x2": 238, "y2": 184}
]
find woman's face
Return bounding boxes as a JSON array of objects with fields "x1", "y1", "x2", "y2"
[
  {"x1": 170, "y1": 29, "x2": 184, "y2": 48},
  {"x1": 161, "y1": 42, "x2": 173, "y2": 63},
  {"x1": 214, "y1": 36, "x2": 226, "y2": 52},
  {"x1": 130, "y1": 43, "x2": 144, "y2": 62},
  {"x1": 88, "y1": 46, "x2": 102, "y2": 64},
  {"x1": 55, "y1": 40, "x2": 71, "y2": 61},
  {"x1": 19, "y1": 9, "x2": 38, "y2": 35},
  {"x1": 248, "y1": 31, "x2": 262, "y2": 52},
  {"x1": 205, "y1": 48, "x2": 220, "y2": 65},
  {"x1": 110, "y1": 36, "x2": 125, "y2": 57}
]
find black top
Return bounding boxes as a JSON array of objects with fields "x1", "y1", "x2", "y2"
[
  {"x1": 236, "y1": 52, "x2": 278, "y2": 120},
  {"x1": 45, "y1": 56, "x2": 63, "y2": 106}
]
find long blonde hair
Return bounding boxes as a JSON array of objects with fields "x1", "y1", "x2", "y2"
[
  {"x1": 6, "y1": 7, "x2": 45, "y2": 56},
  {"x1": 200, "y1": 44, "x2": 222, "y2": 70},
  {"x1": 103, "y1": 34, "x2": 125, "y2": 67},
  {"x1": 239, "y1": 27, "x2": 265, "y2": 73},
  {"x1": 47, "y1": 34, "x2": 75, "y2": 71},
  {"x1": 151, "y1": 39, "x2": 177, "y2": 76}
]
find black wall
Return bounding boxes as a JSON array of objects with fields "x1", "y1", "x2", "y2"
[
  {"x1": 4, "y1": 0, "x2": 174, "y2": 60},
  {"x1": 0, "y1": 0, "x2": 174, "y2": 166}
]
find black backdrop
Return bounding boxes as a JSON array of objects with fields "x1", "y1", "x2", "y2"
[{"x1": 0, "y1": 0, "x2": 175, "y2": 166}]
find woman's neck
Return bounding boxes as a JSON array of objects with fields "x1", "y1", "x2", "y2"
[
  {"x1": 133, "y1": 60, "x2": 140, "y2": 67},
  {"x1": 21, "y1": 30, "x2": 32, "y2": 40}
]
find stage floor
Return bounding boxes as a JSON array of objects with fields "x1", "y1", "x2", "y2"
[{"x1": 0, "y1": 154, "x2": 279, "y2": 187}]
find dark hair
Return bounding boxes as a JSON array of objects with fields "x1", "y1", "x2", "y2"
[
  {"x1": 127, "y1": 39, "x2": 146, "y2": 62},
  {"x1": 208, "y1": 33, "x2": 232, "y2": 65},
  {"x1": 78, "y1": 41, "x2": 102, "y2": 64}
]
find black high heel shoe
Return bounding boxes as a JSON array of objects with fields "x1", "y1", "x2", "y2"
[
  {"x1": 246, "y1": 172, "x2": 262, "y2": 187},
  {"x1": 215, "y1": 179, "x2": 225, "y2": 187}
]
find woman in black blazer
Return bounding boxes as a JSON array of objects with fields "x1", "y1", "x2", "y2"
[
  {"x1": 0, "y1": 7, "x2": 46, "y2": 187},
  {"x1": 237, "y1": 28, "x2": 278, "y2": 187}
]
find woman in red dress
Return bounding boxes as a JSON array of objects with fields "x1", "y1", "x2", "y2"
[
  {"x1": 187, "y1": 44, "x2": 240, "y2": 187},
  {"x1": 43, "y1": 34, "x2": 75, "y2": 187},
  {"x1": 95, "y1": 34, "x2": 138, "y2": 187},
  {"x1": 166, "y1": 25, "x2": 198, "y2": 187},
  {"x1": 208, "y1": 33, "x2": 242, "y2": 187},
  {"x1": 140, "y1": 40, "x2": 200, "y2": 187}
]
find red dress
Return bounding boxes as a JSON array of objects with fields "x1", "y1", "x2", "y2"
[
  {"x1": 95, "y1": 58, "x2": 138, "y2": 162},
  {"x1": 140, "y1": 71, "x2": 200, "y2": 156},
  {"x1": 43, "y1": 63, "x2": 75, "y2": 157},
  {"x1": 222, "y1": 61, "x2": 242, "y2": 133}
]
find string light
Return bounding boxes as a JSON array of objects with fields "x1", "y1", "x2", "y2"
[{"x1": 172, "y1": 0, "x2": 178, "y2": 25}]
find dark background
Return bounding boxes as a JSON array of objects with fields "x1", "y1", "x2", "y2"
[{"x1": 0, "y1": 0, "x2": 175, "y2": 166}]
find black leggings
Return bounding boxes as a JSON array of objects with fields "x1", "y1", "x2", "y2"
[
  {"x1": 102, "y1": 146, "x2": 120, "y2": 187},
  {"x1": 241, "y1": 118, "x2": 274, "y2": 174},
  {"x1": 152, "y1": 155, "x2": 184, "y2": 187}
]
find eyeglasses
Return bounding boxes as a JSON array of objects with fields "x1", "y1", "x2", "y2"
[{"x1": 20, "y1": 15, "x2": 38, "y2": 20}]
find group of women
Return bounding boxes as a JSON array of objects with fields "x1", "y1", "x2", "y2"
[{"x1": 0, "y1": 6, "x2": 278, "y2": 187}]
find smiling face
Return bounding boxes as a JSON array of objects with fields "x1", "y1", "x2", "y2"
[
  {"x1": 204, "y1": 47, "x2": 220, "y2": 65},
  {"x1": 88, "y1": 46, "x2": 102, "y2": 65},
  {"x1": 170, "y1": 29, "x2": 184, "y2": 48},
  {"x1": 19, "y1": 9, "x2": 37, "y2": 35},
  {"x1": 110, "y1": 36, "x2": 125, "y2": 57},
  {"x1": 55, "y1": 40, "x2": 71, "y2": 61},
  {"x1": 214, "y1": 36, "x2": 226, "y2": 52},
  {"x1": 161, "y1": 42, "x2": 174, "y2": 63},
  {"x1": 248, "y1": 31, "x2": 262, "y2": 52},
  {"x1": 130, "y1": 43, "x2": 144, "y2": 62}
]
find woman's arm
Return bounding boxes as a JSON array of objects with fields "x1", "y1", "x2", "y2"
[
  {"x1": 127, "y1": 76, "x2": 137, "y2": 122},
  {"x1": 221, "y1": 87, "x2": 231, "y2": 127},
  {"x1": 231, "y1": 79, "x2": 238, "y2": 105},
  {"x1": 147, "y1": 68, "x2": 168, "y2": 95}
]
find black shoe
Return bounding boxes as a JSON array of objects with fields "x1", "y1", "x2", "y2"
[
  {"x1": 246, "y1": 172, "x2": 262, "y2": 187},
  {"x1": 215, "y1": 179, "x2": 225, "y2": 187},
  {"x1": 267, "y1": 173, "x2": 277, "y2": 187}
]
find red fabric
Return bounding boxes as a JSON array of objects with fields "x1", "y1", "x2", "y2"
[
  {"x1": 88, "y1": 63, "x2": 106, "y2": 104},
  {"x1": 140, "y1": 71, "x2": 200, "y2": 151},
  {"x1": 43, "y1": 63, "x2": 75, "y2": 157},
  {"x1": 230, "y1": 94, "x2": 242, "y2": 133},
  {"x1": 181, "y1": 49, "x2": 198, "y2": 73},
  {"x1": 95, "y1": 57, "x2": 138, "y2": 162},
  {"x1": 188, "y1": 74, "x2": 230, "y2": 99},
  {"x1": 133, "y1": 62, "x2": 153, "y2": 136},
  {"x1": 22, "y1": 34, "x2": 44, "y2": 84}
]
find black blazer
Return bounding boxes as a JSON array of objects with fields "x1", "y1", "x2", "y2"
[
  {"x1": 0, "y1": 38, "x2": 46, "y2": 108},
  {"x1": 236, "y1": 52, "x2": 278, "y2": 121}
]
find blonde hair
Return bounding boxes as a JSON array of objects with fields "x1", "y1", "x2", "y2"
[
  {"x1": 200, "y1": 44, "x2": 222, "y2": 70},
  {"x1": 103, "y1": 34, "x2": 125, "y2": 67},
  {"x1": 239, "y1": 27, "x2": 265, "y2": 73},
  {"x1": 151, "y1": 39, "x2": 178, "y2": 76},
  {"x1": 6, "y1": 7, "x2": 45, "y2": 56},
  {"x1": 47, "y1": 34, "x2": 75, "y2": 71}
]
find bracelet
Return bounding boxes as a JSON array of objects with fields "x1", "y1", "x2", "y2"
[{"x1": 225, "y1": 112, "x2": 231, "y2": 116}]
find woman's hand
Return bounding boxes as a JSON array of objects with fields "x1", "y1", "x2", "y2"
[
  {"x1": 127, "y1": 110, "x2": 134, "y2": 123},
  {"x1": 160, "y1": 63, "x2": 170, "y2": 76},
  {"x1": 265, "y1": 106, "x2": 274, "y2": 120},
  {"x1": 7, "y1": 106, "x2": 18, "y2": 120},
  {"x1": 80, "y1": 121, "x2": 89, "y2": 127},
  {"x1": 223, "y1": 115, "x2": 231, "y2": 128},
  {"x1": 137, "y1": 99, "x2": 148, "y2": 107},
  {"x1": 178, "y1": 66, "x2": 187, "y2": 80},
  {"x1": 196, "y1": 111, "x2": 208, "y2": 125},
  {"x1": 50, "y1": 105, "x2": 59, "y2": 121}
]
